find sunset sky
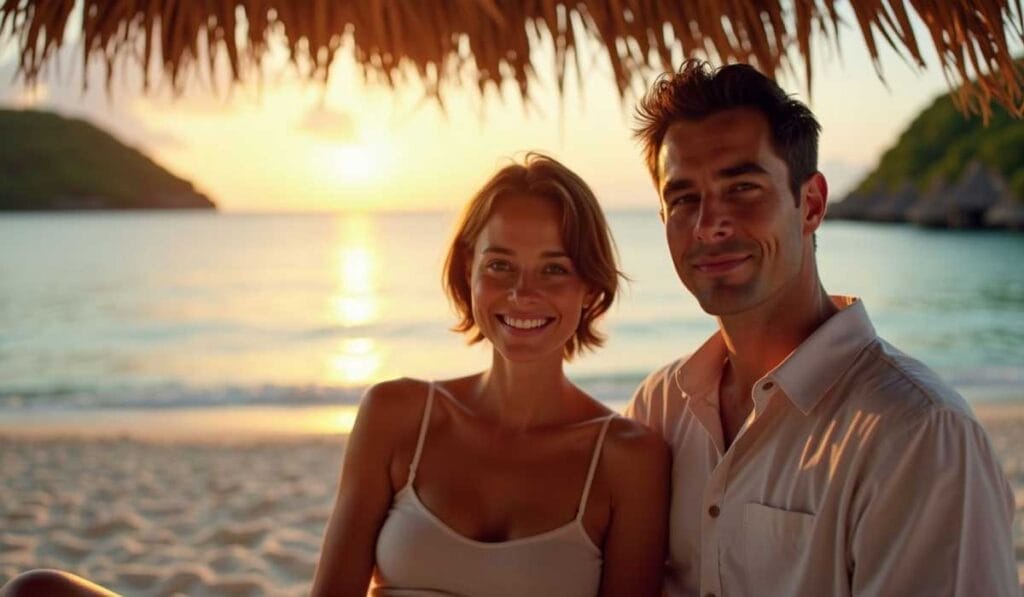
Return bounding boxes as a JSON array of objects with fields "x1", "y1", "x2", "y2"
[{"x1": 0, "y1": 6, "x2": 1010, "y2": 213}]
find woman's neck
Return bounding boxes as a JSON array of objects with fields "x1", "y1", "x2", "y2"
[{"x1": 473, "y1": 352, "x2": 583, "y2": 432}]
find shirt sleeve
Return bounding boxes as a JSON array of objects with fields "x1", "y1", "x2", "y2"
[
  {"x1": 850, "y1": 408, "x2": 1018, "y2": 596},
  {"x1": 623, "y1": 378, "x2": 648, "y2": 422}
]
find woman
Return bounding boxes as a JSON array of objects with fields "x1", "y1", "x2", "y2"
[{"x1": 312, "y1": 153, "x2": 670, "y2": 596}]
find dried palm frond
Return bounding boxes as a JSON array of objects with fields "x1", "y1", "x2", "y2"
[{"x1": 0, "y1": 0, "x2": 1021, "y2": 118}]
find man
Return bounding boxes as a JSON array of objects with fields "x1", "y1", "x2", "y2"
[{"x1": 625, "y1": 60, "x2": 1018, "y2": 596}]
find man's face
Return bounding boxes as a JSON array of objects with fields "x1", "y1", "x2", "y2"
[{"x1": 657, "y1": 107, "x2": 814, "y2": 316}]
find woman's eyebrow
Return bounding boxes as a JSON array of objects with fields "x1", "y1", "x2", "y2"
[{"x1": 482, "y1": 246, "x2": 567, "y2": 258}]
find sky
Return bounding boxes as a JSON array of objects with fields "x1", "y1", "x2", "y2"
[{"x1": 0, "y1": 5, "x2": 1009, "y2": 213}]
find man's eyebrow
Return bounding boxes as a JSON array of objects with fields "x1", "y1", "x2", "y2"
[
  {"x1": 718, "y1": 161, "x2": 768, "y2": 178},
  {"x1": 661, "y1": 178, "x2": 695, "y2": 197},
  {"x1": 660, "y1": 162, "x2": 766, "y2": 196}
]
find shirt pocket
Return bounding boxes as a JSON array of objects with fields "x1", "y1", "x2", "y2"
[{"x1": 740, "y1": 502, "x2": 815, "y2": 595}]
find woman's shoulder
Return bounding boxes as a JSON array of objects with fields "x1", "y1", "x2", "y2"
[
  {"x1": 358, "y1": 374, "x2": 481, "y2": 422},
  {"x1": 362, "y1": 376, "x2": 429, "y2": 405},
  {"x1": 603, "y1": 416, "x2": 668, "y2": 456},
  {"x1": 355, "y1": 377, "x2": 436, "y2": 428},
  {"x1": 600, "y1": 416, "x2": 670, "y2": 488}
]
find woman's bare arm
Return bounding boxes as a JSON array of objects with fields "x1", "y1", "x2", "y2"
[
  {"x1": 311, "y1": 381, "x2": 416, "y2": 596},
  {"x1": 598, "y1": 420, "x2": 671, "y2": 597}
]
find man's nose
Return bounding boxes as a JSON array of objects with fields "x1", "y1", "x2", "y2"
[{"x1": 693, "y1": 195, "x2": 733, "y2": 243}]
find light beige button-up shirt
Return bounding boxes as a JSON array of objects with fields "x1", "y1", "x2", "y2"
[{"x1": 626, "y1": 296, "x2": 1017, "y2": 596}]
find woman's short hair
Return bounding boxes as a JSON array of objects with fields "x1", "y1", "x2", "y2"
[{"x1": 443, "y1": 153, "x2": 623, "y2": 360}]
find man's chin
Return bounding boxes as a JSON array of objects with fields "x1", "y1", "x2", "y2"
[{"x1": 693, "y1": 286, "x2": 760, "y2": 316}]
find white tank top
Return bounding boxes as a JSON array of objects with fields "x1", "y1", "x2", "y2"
[{"x1": 372, "y1": 382, "x2": 614, "y2": 597}]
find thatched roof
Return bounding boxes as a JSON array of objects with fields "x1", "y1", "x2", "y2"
[{"x1": 1, "y1": 0, "x2": 1022, "y2": 117}]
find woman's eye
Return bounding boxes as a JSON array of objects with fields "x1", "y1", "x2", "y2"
[
  {"x1": 543, "y1": 263, "x2": 570, "y2": 275},
  {"x1": 485, "y1": 260, "x2": 512, "y2": 272}
]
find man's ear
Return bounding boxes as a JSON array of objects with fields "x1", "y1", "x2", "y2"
[{"x1": 801, "y1": 172, "x2": 828, "y2": 235}]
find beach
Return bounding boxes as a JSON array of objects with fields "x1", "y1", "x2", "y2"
[
  {"x1": 0, "y1": 402, "x2": 1022, "y2": 595},
  {"x1": 0, "y1": 432, "x2": 341, "y2": 596},
  {"x1": 1, "y1": 214, "x2": 1022, "y2": 594}
]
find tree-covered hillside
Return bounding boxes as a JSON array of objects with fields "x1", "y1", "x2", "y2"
[
  {"x1": 832, "y1": 88, "x2": 1024, "y2": 229},
  {"x1": 854, "y1": 96, "x2": 1024, "y2": 199},
  {"x1": 0, "y1": 110, "x2": 215, "y2": 210}
]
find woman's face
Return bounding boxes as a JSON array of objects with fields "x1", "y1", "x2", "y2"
[{"x1": 467, "y1": 194, "x2": 592, "y2": 363}]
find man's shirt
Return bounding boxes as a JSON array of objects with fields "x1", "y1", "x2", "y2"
[{"x1": 626, "y1": 296, "x2": 1017, "y2": 596}]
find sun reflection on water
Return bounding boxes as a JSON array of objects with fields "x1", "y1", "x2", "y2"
[
  {"x1": 328, "y1": 337, "x2": 382, "y2": 385},
  {"x1": 327, "y1": 214, "x2": 384, "y2": 386}
]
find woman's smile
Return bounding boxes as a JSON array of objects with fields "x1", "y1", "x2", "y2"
[{"x1": 496, "y1": 313, "x2": 556, "y2": 333}]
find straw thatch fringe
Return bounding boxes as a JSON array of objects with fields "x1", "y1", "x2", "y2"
[{"x1": 1, "y1": 0, "x2": 1022, "y2": 117}]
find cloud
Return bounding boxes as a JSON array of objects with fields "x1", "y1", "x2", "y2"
[{"x1": 296, "y1": 104, "x2": 357, "y2": 142}]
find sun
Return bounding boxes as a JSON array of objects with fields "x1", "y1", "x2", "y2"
[{"x1": 321, "y1": 142, "x2": 386, "y2": 187}]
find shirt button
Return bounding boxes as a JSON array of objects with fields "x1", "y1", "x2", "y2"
[
  {"x1": 762, "y1": 381, "x2": 775, "y2": 391},
  {"x1": 708, "y1": 505, "x2": 720, "y2": 518}
]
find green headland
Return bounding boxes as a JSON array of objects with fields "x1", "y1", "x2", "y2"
[
  {"x1": 830, "y1": 90, "x2": 1024, "y2": 229},
  {"x1": 0, "y1": 109, "x2": 215, "y2": 211}
]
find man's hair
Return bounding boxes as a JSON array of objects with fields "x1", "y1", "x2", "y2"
[
  {"x1": 442, "y1": 153, "x2": 622, "y2": 360},
  {"x1": 634, "y1": 59, "x2": 821, "y2": 202}
]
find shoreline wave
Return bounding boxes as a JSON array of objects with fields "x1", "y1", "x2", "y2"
[{"x1": 2, "y1": 366, "x2": 1021, "y2": 412}]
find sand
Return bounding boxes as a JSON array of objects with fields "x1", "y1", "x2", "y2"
[
  {"x1": 0, "y1": 436, "x2": 342, "y2": 596},
  {"x1": 1, "y1": 404, "x2": 1023, "y2": 595}
]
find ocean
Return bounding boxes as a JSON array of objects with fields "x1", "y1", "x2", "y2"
[{"x1": 1, "y1": 211, "x2": 1022, "y2": 417}]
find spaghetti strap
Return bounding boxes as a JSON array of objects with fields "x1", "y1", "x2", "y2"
[
  {"x1": 406, "y1": 382, "x2": 436, "y2": 486},
  {"x1": 576, "y1": 414, "x2": 616, "y2": 521}
]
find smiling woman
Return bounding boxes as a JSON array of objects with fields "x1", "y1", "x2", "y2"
[{"x1": 310, "y1": 153, "x2": 671, "y2": 597}]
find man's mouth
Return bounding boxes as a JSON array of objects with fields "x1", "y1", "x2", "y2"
[
  {"x1": 692, "y1": 254, "x2": 752, "y2": 275},
  {"x1": 497, "y1": 314, "x2": 554, "y2": 330}
]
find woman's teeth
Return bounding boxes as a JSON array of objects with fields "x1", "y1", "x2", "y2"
[{"x1": 500, "y1": 315, "x2": 549, "y2": 330}]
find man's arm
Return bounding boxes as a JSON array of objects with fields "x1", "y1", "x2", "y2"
[
  {"x1": 623, "y1": 381, "x2": 649, "y2": 422},
  {"x1": 850, "y1": 408, "x2": 1018, "y2": 596}
]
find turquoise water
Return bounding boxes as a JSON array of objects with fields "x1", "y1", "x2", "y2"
[{"x1": 0, "y1": 211, "x2": 1022, "y2": 409}]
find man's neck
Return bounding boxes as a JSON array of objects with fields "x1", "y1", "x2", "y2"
[{"x1": 716, "y1": 279, "x2": 839, "y2": 448}]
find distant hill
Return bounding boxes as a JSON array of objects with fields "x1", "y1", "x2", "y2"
[
  {"x1": 829, "y1": 90, "x2": 1024, "y2": 229},
  {"x1": 0, "y1": 109, "x2": 215, "y2": 210}
]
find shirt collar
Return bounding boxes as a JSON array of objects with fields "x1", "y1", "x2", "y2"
[
  {"x1": 673, "y1": 331, "x2": 729, "y2": 408},
  {"x1": 673, "y1": 296, "x2": 876, "y2": 416},
  {"x1": 770, "y1": 296, "x2": 876, "y2": 414}
]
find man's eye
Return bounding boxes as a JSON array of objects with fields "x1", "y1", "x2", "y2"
[
  {"x1": 668, "y1": 194, "x2": 700, "y2": 209},
  {"x1": 729, "y1": 182, "x2": 759, "y2": 194}
]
